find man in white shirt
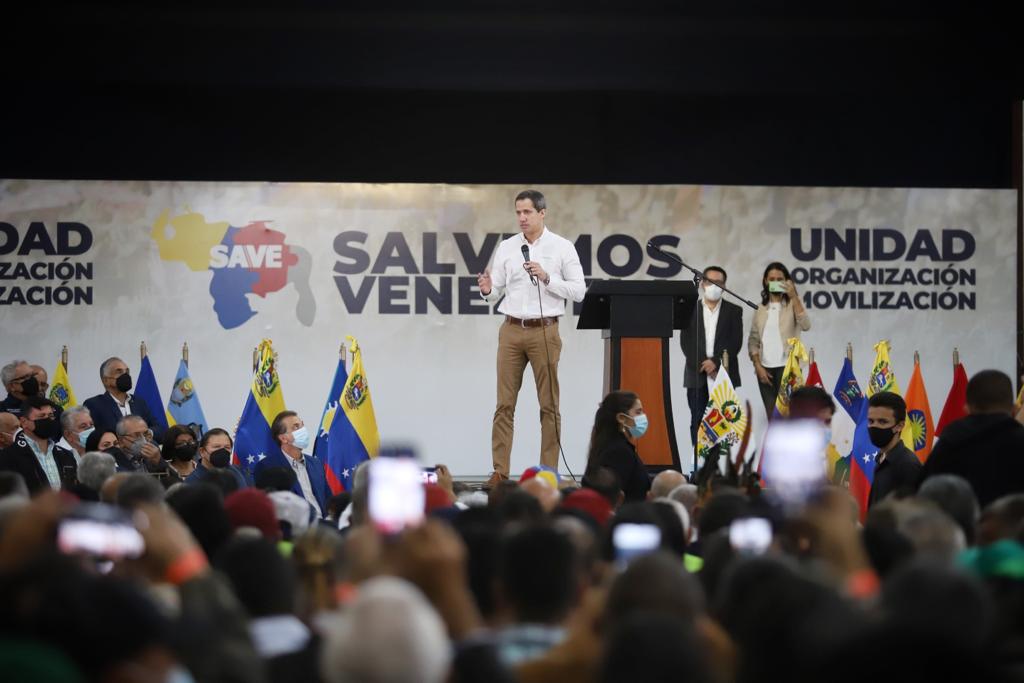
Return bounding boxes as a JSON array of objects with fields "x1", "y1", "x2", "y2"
[{"x1": 477, "y1": 190, "x2": 586, "y2": 488}]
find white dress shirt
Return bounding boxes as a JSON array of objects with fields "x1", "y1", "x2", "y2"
[
  {"x1": 288, "y1": 454, "x2": 323, "y2": 517},
  {"x1": 108, "y1": 392, "x2": 132, "y2": 418},
  {"x1": 481, "y1": 227, "x2": 586, "y2": 318},
  {"x1": 702, "y1": 299, "x2": 721, "y2": 392},
  {"x1": 761, "y1": 303, "x2": 784, "y2": 368}
]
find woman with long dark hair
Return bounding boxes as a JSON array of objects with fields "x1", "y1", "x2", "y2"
[
  {"x1": 586, "y1": 390, "x2": 651, "y2": 502},
  {"x1": 747, "y1": 261, "x2": 811, "y2": 419}
]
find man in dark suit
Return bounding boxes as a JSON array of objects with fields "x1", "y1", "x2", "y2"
[
  {"x1": 867, "y1": 391, "x2": 922, "y2": 508},
  {"x1": 680, "y1": 266, "x2": 744, "y2": 448},
  {"x1": 920, "y1": 370, "x2": 1024, "y2": 509},
  {"x1": 0, "y1": 395, "x2": 78, "y2": 494},
  {"x1": 83, "y1": 356, "x2": 164, "y2": 442},
  {"x1": 254, "y1": 410, "x2": 330, "y2": 517}
]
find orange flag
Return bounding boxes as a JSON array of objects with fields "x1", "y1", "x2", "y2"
[{"x1": 903, "y1": 358, "x2": 935, "y2": 462}]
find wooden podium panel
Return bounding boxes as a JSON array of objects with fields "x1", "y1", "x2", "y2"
[{"x1": 603, "y1": 337, "x2": 681, "y2": 470}]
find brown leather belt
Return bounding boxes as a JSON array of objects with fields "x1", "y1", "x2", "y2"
[{"x1": 505, "y1": 315, "x2": 559, "y2": 328}]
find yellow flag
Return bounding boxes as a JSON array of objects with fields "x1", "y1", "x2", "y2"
[
  {"x1": 867, "y1": 340, "x2": 901, "y2": 397},
  {"x1": 340, "y1": 336, "x2": 381, "y2": 457},
  {"x1": 48, "y1": 361, "x2": 77, "y2": 410},
  {"x1": 774, "y1": 338, "x2": 808, "y2": 417}
]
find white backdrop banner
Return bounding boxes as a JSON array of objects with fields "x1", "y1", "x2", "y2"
[{"x1": 0, "y1": 181, "x2": 1017, "y2": 476}]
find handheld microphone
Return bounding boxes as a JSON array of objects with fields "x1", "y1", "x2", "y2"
[{"x1": 521, "y1": 244, "x2": 538, "y2": 284}]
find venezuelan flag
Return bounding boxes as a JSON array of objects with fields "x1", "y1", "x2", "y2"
[
  {"x1": 234, "y1": 340, "x2": 287, "y2": 476},
  {"x1": 326, "y1": 336, "x2": 380, "y2": 493}
]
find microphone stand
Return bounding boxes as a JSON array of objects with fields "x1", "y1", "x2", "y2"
[
  {"x1": 646, "y1": 241, "x2": 759, "y2": 478},
  {"x1": 646, "y1": 241, "x2": 759, "y2": 310}
]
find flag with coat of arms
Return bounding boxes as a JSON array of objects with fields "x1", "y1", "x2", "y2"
[
  {"x1": 696, "y1": 365, "x2": 748, "y2": 466},
  {"x1": 773, "y1": 338, "x2": 808, "y2": 418},
  {"x1": 47, "y1": 359, "x2": 77, "y2": 410},
  {"x1": 233, "y1": 340, "x2": 287, "y2": 476}
]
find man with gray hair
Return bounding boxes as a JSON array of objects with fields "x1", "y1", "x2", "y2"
[
  {"x1": 83, "y1": 356, "x2": 163, "y2": 441},
  {"x1": 115, "y1": 415, "x2": 182, "y2": 486},
  {"x1": 320, "y1": 576, "x2": 450, "y2": 683},
  {"x1": 60, "y1": 406, "x2": 95, "y2": 462},
  {"x1": 0, "y1": 360, "x2": 39, "y2": 416},
  {"x1": 76, "y1": 451, "x2": 117, "y2": 497},
  {"x1": 648, "y1": 470, "x2": 688, "y2": 500}
]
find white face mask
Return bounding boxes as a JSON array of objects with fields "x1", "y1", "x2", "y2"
[{"x1": 704, "y1": 284, "x2": 723, "y2": 301}]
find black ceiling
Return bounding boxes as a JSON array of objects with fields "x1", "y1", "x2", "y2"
[{"x1": 5, "y1": 1, "x2": 1022, "y2": 187}]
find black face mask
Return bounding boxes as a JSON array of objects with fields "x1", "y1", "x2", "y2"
[
  {"x1": 172, "y1": 443, "x2": 198, "y2": 462},
  {"x1": 115, "y1": 373, "x2": 133, "y2": 393},
  {"x1": 103, "y1": 446, "x2": 128, "y2": 464},
  {"x1": 868, "y1": 426, "x2": 899, "y2": 449},
  {"x1": 30, "y1": 417, "x2": 62, "y2": 441},
  {"x1": 19, "y1": 376, "x2": 40, "y2": 397},
  {"x1": 209, "y1": 448, "x2": 231, "y2": 468}
]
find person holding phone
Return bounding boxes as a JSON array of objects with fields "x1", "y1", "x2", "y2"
[
  {"x1": 748, "y1": 261, "x2": 811, "y2": 420},
  {"x1": 586, "y1": 391, "x2": 651, "y2": 503}
]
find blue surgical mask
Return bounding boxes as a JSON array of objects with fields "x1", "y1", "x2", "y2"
[
  {"x1": 77, "y1": 426, "x2": 95, "y2": 444},
  {"x1": 291, "y1": 426, "x2": 310, "y2": 450},
  {"x1": 624, "y1": 413, "x2": 649, "y2": 438}
]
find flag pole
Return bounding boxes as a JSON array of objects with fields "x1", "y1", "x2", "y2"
[
  {"x1": 914, "y1": 350, "x2": 920, "y2": 366},
  {"x1": 61, "y1": 345, "x2": 68, "y2": 371},
  {"x1": 140, "y1": 341, "x2": 147, "y2": 361},
  {"x1": 809, "y1": 347, "x2": 815, "y2": 365},
  {"x1": 182, "y1": 342, "x2": 189, "y2": 368},
  {"x1": 953, "y1": 347, "x2": 960, "y2": 368},
  {"x1": 252, "y1": 346, "x2": 258, "y2": 373},
  {"x1": 722, "y1": 349, "x2": 730, "y2": 373},
  {"x1": 339, "y1": 341, "x2": 348, "y2": 369},
  {"x1": 846, "y1": 342, "x2": 853, "y2": 362}
]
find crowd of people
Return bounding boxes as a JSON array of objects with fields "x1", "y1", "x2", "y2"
[{"x1": 2, "y1": 355, "x2": 1024, "y2": 683}]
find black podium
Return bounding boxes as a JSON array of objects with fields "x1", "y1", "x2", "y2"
[{"x1": 577, "y1": 279, "x2": 697, "y2": 472}]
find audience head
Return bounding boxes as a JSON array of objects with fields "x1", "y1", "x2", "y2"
[
  {"x1": 161, "y1": 424, "x2": 198, "y2": 463},
  {"x1": 320, "y1": 577, "x2": 450, "y2": 683},
  {"x1": 77, "y1": 452, "x2": 117, "y2": 493},
  {"x1": 918, "y1": 474, "x2": 980, "y2": 545},
  {"x1": 114, "y1": 473, "x2": 165, "y2": 508},
  {"x1": 271, "y1": 410, "x2": 310, "y2": 452},
  {"x1": 498, "y1": 523, "x2": 579, "y2": 625},
  {"x1": 649, "y1": 470, "x2": 687, "y2": 500},
  {"x1": 99, "y1": 357, "x2": 132, "y2": 395},
  {"x1": 977, "y1": 493, "x2": 1024, "y2": 546},
  {"x1": 1, "y1": 360, "x2": 37, "y2": 401},
  {"x1": 788, "y1": 385, "x2": 836, "y2": 427},
  {"x1": 867, "y1": 391, "x2": 907, "y2": 450},
  {"x1": 582, "y1": 465, "x2": 624, "y2": 509},
  {"x1": 85, "y1": 428, "x2": 119, "y2": 453},
  {"x1": 224, "y1": 488, "x2": 281, "y2": 541},
  {"x1": 0, "y1": 411, "x2": 19, "y2": 449},
  {"x1": 218, "y1": 536, "x2": 296, "y2": 617},
  {"x1": 165, "y1": 482, "x2": 232, "y2": 560},
  {"x1": 60, "y1": 406, "x2": 94, "y2": 453},
  {"x1": 18, "y1": 396, "x2": 61, "y2": 442},
  {"x1": 587, "y1": 390, "x2": 641, "y2": 464},
  {"x1": 30, "y1": 365, "x2": 48, "y2": 396},
  {"x1": 966, "y1": 369, "x2": 1015, "y2": 415},
  {"x1": 198, "y1": 428, "x2": 233, "y2": 470}
]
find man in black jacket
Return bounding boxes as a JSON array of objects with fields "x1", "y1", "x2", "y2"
[
  {"x1": 0, "y1": 395, "x2": 78, "y2": 494},
  {"x1": 680, "y1": 266, "x2": 744, "y2": 448},
  {"x1": 867, "y1": 391, "x2": 921, "y2": 508},
  {"x1": 920, "y1": 370, "x2": 1024, "y2": 509}
]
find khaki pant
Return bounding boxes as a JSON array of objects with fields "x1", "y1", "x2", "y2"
[{"x1": 492, "y1": 318, "x2": 562, "y2": 476}]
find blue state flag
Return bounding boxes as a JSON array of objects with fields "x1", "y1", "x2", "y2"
[
  {"x1": 233, "y1": 340, "x2": 287, "y2": 477},
  {"x1": 313, "y1": 356, "x2": 349, "y2": 467},
  {"x1": 167, "y1": 359, "x2": 208, "y2": 434},
  {"x1": 831, "y1": 358, "x2": 866, "y2": 422},
  {"x1": 136, "y1": 354, "x2": 169, "y2": 434}
]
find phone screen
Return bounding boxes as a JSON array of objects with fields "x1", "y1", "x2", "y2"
[
  {"x1": 760, "y1": 419, "x2": 827, "y2": 506},
  {"x1": 57, "y1": 503, "x2": 144, "y2": 560},
  {"x1": 729, "y1": 517, "x2": 772, "y2": 554},
  {"x1": 613, "y1": 523, "x2": 661, "y2": 568},
  {"x1": 369, "y1": 457, "x2": 425, "y2": 534},
  {"x1": 421, "y1": 467, "x2": 438, "y2": 485}
]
